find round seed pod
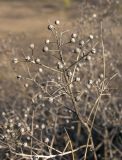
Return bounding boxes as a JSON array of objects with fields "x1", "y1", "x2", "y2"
[
  {"x1": 71, "y1": 33, "x2": 77, "y2": 38},
  {"x1": 30, "y1": 43, "x2": 35, "y2": 49},
  {"x1": 45, "y1": 39, "x2": 50, "y2": 44},
  {"x1": 91, "y1": 48, "x2": 96, "y2": 54},
  {"x1": 89, "y1": 34, "x2": 94, "y2": 40},
  {"x1": 35, "y1": 58, "x2": 40, "y2": 63},
  {"x1": 74, "y1": 47, "x2": 81, "y2": 53},
  {"x1": 43, "y1": 46, "x2": 49, "y2": 52},
  {"x1": 13, "y1": 58, "x2": 18, "y2": 64},
  {"x1": 55, "y1": 20, "x2": 60, "y2": 25},
  {"x1": 48, "y1": 24, "x2": 54, "y2": 30},
  {"x1": 70, "y1": 38, "x2": 76, "y2": 43}
]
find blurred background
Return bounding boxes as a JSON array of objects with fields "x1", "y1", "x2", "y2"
[{"x1": 0, "y1": 0, "x2": 121, "y2": 113}]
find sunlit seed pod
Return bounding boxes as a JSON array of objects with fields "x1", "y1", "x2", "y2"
[
  {"x1": 24, "y1": 83, "x2": 29, "y2": 88},
  {"x1": 70, "y1": 38, "x2": 76, "y2": 43},
  {"x1": 24, "y1": 114, "x2": 28, "y2": 118},
  {"x1": 49, "y1": 97, "x2": 54, "y2": 103},
  {"x1": 16, "y1": 116, "x2": 19, "y2": 120},
  {"x1": 69, "y1": 84, "x2": 73, "y2": 89},
  {"x1": 18, "y1": 123, "x2": 21, "y2": 127},
  {"x1": 79, "y1": 40, "x2": 85, "y2": 46},
  {"x1": 87, "y1": 55, "x2": 91, "y2": 61},
  {"x1": 43, "y1": 46, "x2": 49, "y2": 52},
  {"x1": 87, "y1": 84, "x2": 91, "y2": 89},
  {"x1": 91, "y1": 48, "x2": 96, "y2": 54},
  {"x1": 31, "y1": 60, "x2": 35, "y2": 64},
  {"x1": 25, "y1": 56, "x2": 31, "y2": 61},
  {"x1": 38, "y1": 94, "x2": 42, "y2": 100},
  {"x1": 21, "y1": 128, "x2": 25, "y2": 133},
  {"x1": 58, "y1": 63, "x2": 63, "y2": 69},
  {"x1": 55, "y1": 20, "x2": 60, "y2": 25},
  {"x1": 71, "y1": 126, "x2": 75, "y2": 130},
  {"x1": 75, "y1": 47, "x2": 81, "y2": 53},
  {"x1": 5, "y1": 153, "x2": 10, "y2": 157},
  {"x1": 24, "y1": 142, "x2": 28, "y2": 147},
  {"x1": 42, "y1": 103, "x2": 45, "y2": 107},
  {"x1": 27, "y1": 136, "x2": 31, "y2": 140},
  {"x1": 2, "y1": 112, "x2": 6, "y2": 116},
  {"x1": 99, "y1": 73, "x2": 104, "y2": 79},
  {"x1": 88, "y1": 79, "x2": 93, "y2": 85},
  {"x1": 67, "y1": 71, "x2": 72, "y2": 77},
  {"x1": 41, "y1": 123, "x2": 46, "y2": 129},
  {"x1": 44, "y1": 137, "x2": 50, "y2": 143},
  {"x1": 48, "y1": 24, "x2": 54, "y2": 30},
  {"x1": 76, "y1": 67, "x2": 80, "y2": 72},
  {"x1": 35, "y1": 124, "x2": 39, "y2": 129},
  {"x1": 4, "y1": 124, "x2": 7, "y2": 129},
  {"x1": 17, "y1": 75, "x2": 22, "y2": 79},
  {"x1": 75, "y1": 77, "x2": 80, "y2": 82},
  {"x1": 10, "y1": 123, "x2": 14, "y2": 128},
  {"x1": 71, "y1": 33, "x2": 77, "y2": 38},
  {"x1": 27, "y1": 126, "x2": 30, "y2": 131},
  {"x1": 13, "y1": 58, "x2": 18, "y2": 64},
  {"x1": 39, "y1": 68, "x2": 43, "y2": 73},
  {"x1": 57, "y1": 76, "x2": 61, "y2": 80},
  {"x1": 45, "y1": 39, "x2": 50, "y2": 44},
  {"x1": 27, "y1": 107, "x2": 30, "y2": 112},
  {"x1": 66, "y1": 119, "x2": 70, "y2": 124},
  {"x1": 30, "y1": 43, "x2": 35, "y2": 49},
  {"x1": 93, "y1": 13, "x2": 97, "y2": 18},
  {"x1": 89, "y1": 34, "x2": 94, "y2": 40},
  {"x1": 75, "y1": 96, "x2": 81, "y2": 102},
  {"x1": 7, "y1": 129, "x2": 10, "y2": 133},
  {"x1": 35, "y1": 58, "x2": 40, "y2": 63},
  {"x1": 12, "y1": 132, "x2": 15, "y2": 137},
  {"x1": 98, "y1": 78, "x2": 101, "y2": 82}
]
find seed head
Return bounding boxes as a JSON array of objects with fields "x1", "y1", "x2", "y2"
[
  {"x1": 38, "y1": 94, "x2": 42, "y2": 99},
  {"x1": 35, "y1": 58, "x2": 40, "y2": 63},
  {"x1": 75, "y1": 77, "x2": 80, "y2": 82},
  {"x1": 39, "y1": 68, "x2": 43, "y2": 73},
  {"x1": 35, "y1": 124, "x2": 39, "y2": 129},
  {"x1": 17, "y1": 75, "x2": 22, "y2": 79},
  {"x1": 55, "y1": 20, "x2": 60, "y2": 25},
  {"x1": 41, "y1": 123, "x2": 46, "y2": 129},
  {"x1": 79, "y1": 40, "x2": 85, "y2": 46},
  {"x1": 24, "y1": 83, "x2": 29, "y2": 88},
  {"x1": 49, "y1": 97, "x2": 54, "y2": 103},
  {"x1": 30, "y1": 43, "x2": 35, "y2": 49},
  {"x1": 21, "y1": 128, "x2": 25, "y2": 133},
  {"x1": 74, "y1": 47, "x2": 81, "y2": 53},
  {"x1": 75, "y1": 96, "x2": 81, "y2": 102},
  {"x1": 67, "y1": 71, "x2": 72, "y2": 77},
  {"x1": 45, "y1": 39, "x2": 50, "y2": 44},
  {"x1": 24, "y1": 142, "x2": 28, "y2": 147},
  {"x1": 45, "y1": 137, "x2": 49, "y2": 143},
  {"x1": 91, "y1": 48, "x2": 96, "y2": 54},
  {"x1": 89, "y1": 34, "x2": 94, "y2": 40},
  {"x1": 13, "y1": 58, "x2": 18, "y2": 64},
  {"x1": 57, "y1": 62, "x2": 63, "y2": 69},
  {"x1": 48, "y1": 24, "x2": 54, "y2": 30},
  {"x1": 71, "y1": 33, "x2": 77, "y2": 38},
  {"x1": 2, "y1": 112, "x2": 6, "y2": 116},
  {"x1": 70, "y1": 38, "x2": 76, "y2": 43},
  {"x1": 25, "y1": 56, "x2": 31, "y2": 61},
  {"x1": 43, "y1": 46, "x2": 49, "y2": 52},
  {"x1": 88, "y1": 79, "x2": 93, "y2": 85}
]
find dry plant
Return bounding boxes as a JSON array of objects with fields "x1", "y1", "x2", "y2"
[{"x1": 0, "y1": 20, "x2": 121, "y2": 160}]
